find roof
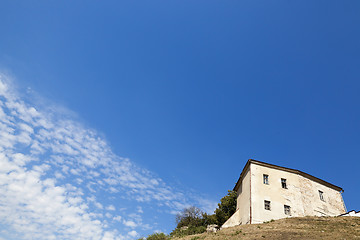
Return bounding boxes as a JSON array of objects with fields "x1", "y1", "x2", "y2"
[
  {"x1": 339, "y1": 210, "x2": 360, "y2": 216},
  {"x1": 233, "y1": 159, "x2": 344, "y2": 192}
]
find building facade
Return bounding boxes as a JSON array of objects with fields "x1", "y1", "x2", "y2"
[{"x1": 222, "y1": 159, "x2": 347, "y2": 228}]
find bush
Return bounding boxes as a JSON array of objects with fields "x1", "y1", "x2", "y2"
[
  {"x1": 169, "y1": 190, "x2": 237, "y2": 237},
  {"x1": 170, "y1": 226, "x2": 206, "y2": 238},
  {"x1": 143, "y1": 232, "x2": 169, "y2": 240},
  {"x1": 175, "y1": 206, "x2": 204, "y2": 228},
  {"x1": 170, "y1": 206, "x2": 208, "y2": 237},
  {"x1": 202, "y1": 213, "x2": 217, "y2": 225}
]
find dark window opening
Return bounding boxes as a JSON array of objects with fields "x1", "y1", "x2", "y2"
[
  {"x1": 319, "y1": 190, "x2": 324, "y2": 201},
  {"x1": 284, "y1": 205, "x2": 291, "y2": 215},
  {"x1": 263, "y1": 174, "x2": 269, "y2": 185},
  {"x1": 264, "y1": 200, "x2": 271, "y2": 210},
  {"x1": 281, "y1": 178, "x2": 287, "y2": 189}
]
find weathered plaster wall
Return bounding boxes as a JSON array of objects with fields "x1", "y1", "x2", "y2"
[
  {"x1": 298, "y1": 175, "x2": 346, "y2": 216},
  {"x1": 222, "y1": 167, "x2": 251, "y2": 228},
  {"x1": 237, "y1": 166, "x2": 251, "y2": 225},
  {"x1": 223, "y1": 161, "x2": 346, "y2": 228},
  {"x1": 251, "y1": 164, "x2": 305, "y2": 224},
  {"x1": 221, "y1": 209, "x2": 242, "y2": 229},
  {"x1": 250, "y1": 163, "x2": 346, "y2": 224}
]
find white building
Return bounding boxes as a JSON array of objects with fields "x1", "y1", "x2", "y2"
[
  {"x1": 340, "y1": 210, "x2": 360, "y2": 217},
  {"x1": 222, "y1": 159, "x2": 347, "y2": 228}
]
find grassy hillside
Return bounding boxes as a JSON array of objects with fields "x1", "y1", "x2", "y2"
[{"x1": 173, "y1": 216, "x2": 360, "y2": 240}]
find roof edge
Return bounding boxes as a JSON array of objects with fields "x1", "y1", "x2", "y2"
[
  {"x1": 233, "y1": 159, "x2": 252, "y2": 192},
  {"x1": 233, "y1": 159, "x2": 344, "y2": 192},
  {"x1": 339, "y1": 210, "x2": 360, "y2": 216}
]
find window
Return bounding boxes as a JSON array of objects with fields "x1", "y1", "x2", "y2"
[
  {"x1": 264, "y1": 200, "x2": 271, "y2": 210},
  {"x1": 281, "y1": 178, "x2": 287, "y2": 189},
  {"x1": 263, "y1": 174, "x2": 269, "y2": 185},
  {"x1": 319, "y1": 190, "x2": 324, "y2": 201},
  {"x1": 284, "y1": 205, "x2": 291, "y2": 215}
]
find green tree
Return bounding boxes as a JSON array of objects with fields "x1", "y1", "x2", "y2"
[
  {"x1": 202, "y1": 212, "x2": 217, "y2": 225},
  {"x1": 214, "y1": 190, "x2": 237, "y2": 226},
  {"x1": 175, "y1": 206, "x2": 204, "y2": 228},
  {"x1": 169, "y1": 191, "x2": 237, "y2": 237},
  {"x1": 170, "y1": 206, "x2": 208, "y2": 237},
  {"x1": 142, "y1": 232, "x2": 169, "y2": 240}
]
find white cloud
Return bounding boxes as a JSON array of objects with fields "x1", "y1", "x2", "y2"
[
  {"x1": 137, "y1": 207, "x2": 143, "y2": 214},
  {"x1": 127, "y1": 231, "x2": 138, "y2": 238},
  {"x1": 0, "y1": 74, "x2": 217, "y2": 240},
  {"x1": 95, "y1": 202, "x2": 104, "y2": 210},
  {"x1": 106, "y1": 205, "x2": 116, "y2": 211},
  {"x1": 123, "y1": 220, "x2": 137, "y2": 228}
]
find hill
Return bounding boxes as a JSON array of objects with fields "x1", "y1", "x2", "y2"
[{"x1": 172, "y1": 216, "x2": 360, "y2": 240}]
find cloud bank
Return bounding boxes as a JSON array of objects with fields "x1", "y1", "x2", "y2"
[{"x1": 0, "y1": 74, "x2": 216, "y2": 240}]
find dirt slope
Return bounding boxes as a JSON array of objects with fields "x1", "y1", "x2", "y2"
[{"x1": 174, "y1": 216, "x2": 360, "y2": 240}]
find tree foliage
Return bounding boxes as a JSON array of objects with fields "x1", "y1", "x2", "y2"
[
  {"x1": 140, "y1": 232, "x2": 169, "y2": 240},
  {"x1": 170, "y1": 206, "x2": 209, "y2": 237},
  {"x1": 175, "y1": 206, "x2": 204, "y2": 228},
  {"x1": 169, "y1": 190, "x2": 237, "y2": 237},
  {"x1": 170, "y1": 225, "x2": 206, "y2": 238},
  {"x1": 214, "y1": 190, "x2": 237, "y2": 226}
]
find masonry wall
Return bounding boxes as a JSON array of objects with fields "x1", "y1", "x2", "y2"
[
  {"x1": 250, "y1": 163, "x2": 346, "y2": 224},
  {"x1": 222, "y1": 166, "x2": 251, "y2": 228},
  {"x1": 298, "y1": 175, "x2": 346, "y2": 216},
  {"x1": 236, "y1": 166, "x2": 251, "y2": 225},
  {"x1": 251, "y1": 164, "x2": 305, "y2": 223},
  {"x1": 222, "y1": 161, "x2": 346, "y2": 228}
]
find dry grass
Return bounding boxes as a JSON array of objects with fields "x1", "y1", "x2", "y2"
[{"x1": 173, "y1": 216, "x2": 360, "y2": 240}]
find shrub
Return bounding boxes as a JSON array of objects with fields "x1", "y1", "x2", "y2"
[
  {"x1": 170, "y1": 226, "x2": 206, "y2": 238},
  {"x1": 170, "y1": 190, "x2": 237, "y2": 237},
  {"x1": 144, "y1": 232, "x2": 169, "y2": 240},
  {"x1": 176, "y1": 206, "x2": 204, "y2": 228}
]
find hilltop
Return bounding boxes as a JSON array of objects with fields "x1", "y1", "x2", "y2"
[{"x1": 172, "y1": 216, "x2": 360, "y2": 240}]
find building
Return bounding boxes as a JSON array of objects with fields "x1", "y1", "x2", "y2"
[
  {"x1": 340, "y1": 210, "x2": 360, "y2": 217},
  {"x1": 222, "y1": 159, "x2": 347, "y2": 228}
]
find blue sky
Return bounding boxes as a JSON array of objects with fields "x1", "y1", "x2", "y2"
[{"x1": 0, "y1": 0, "x2": 359, "y2": 239}]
